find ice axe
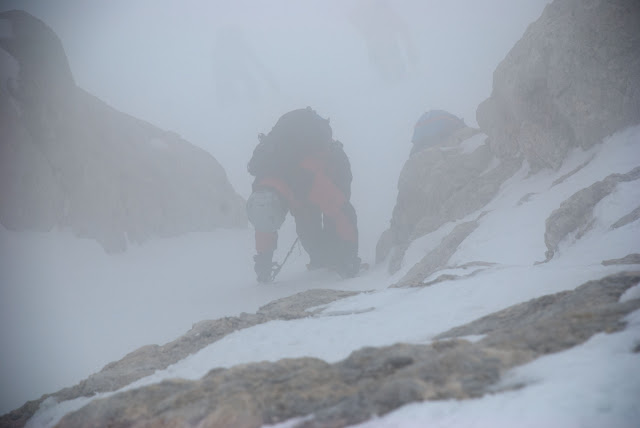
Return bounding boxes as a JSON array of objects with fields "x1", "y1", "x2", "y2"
[{"x1": 270, "y1": 237, "x2": 299, "y2": 282}]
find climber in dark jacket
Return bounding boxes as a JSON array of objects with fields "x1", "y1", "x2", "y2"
[{"x1": 246, "y1": 107, "x2": 360, "y2": 282}]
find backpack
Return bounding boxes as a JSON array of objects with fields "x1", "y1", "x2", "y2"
[{"x1": 248, "y1": 107, "x2": 333, "y2": 177}]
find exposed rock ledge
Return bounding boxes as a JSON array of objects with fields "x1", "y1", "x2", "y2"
[
  {"x1": 0, "y1": 290, "x2": 358, "y2": 427},
  {"x1": 477, "y1": 0, "x2": 640, "y2": 171},
  {"x1": 543, "y1": 167, "x2": 640, "y2": 262},
  {"x1": 7, "y1": 272, "x2": 636, "y2": 428}
]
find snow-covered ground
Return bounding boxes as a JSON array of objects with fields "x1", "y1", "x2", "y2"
[
  {"x1": 10, "y1": 125, "x2": 640, "y2": 427},
  {"x1": 355, "y1": 312, "x2": 640, "y2": 428}
]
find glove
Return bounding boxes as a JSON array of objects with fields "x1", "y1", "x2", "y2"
[{"x1": 254, "y1": 252, "x2": 276, "y2": 283}]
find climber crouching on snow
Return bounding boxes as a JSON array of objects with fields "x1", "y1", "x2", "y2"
[{"x1": 246, "y1": 107, "x2": 361, "y2": 283}]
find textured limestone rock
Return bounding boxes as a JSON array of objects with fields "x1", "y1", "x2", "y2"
[
  {"x1": 477, "y1": 0, "x2": 640, "y2": 171},
  {"x1": 0, "y1": 289, "x2": 357, "y2": 427},
  {"x1": 379, "y1": 0, "x2": 640, "y2": 275},
  {"x1": 0, "y1": 10, "x2": 246, "y2": 252},
  {"x1": 436, "y1": 272, "x2": 640, "y2": 356},
  {"x1": 543, "y1": 167, "x2": 640, "y2": 262},
  {"x1": 420, "y1": 262, "x2": 495, "y2": 287},
  {"x1": 50, "y1": 272, "x2": 640, "y2": 428},
  {"x1": 257, "y1": 289, "x2": 359, "y2": 320},
  {"x1": 392, "y1": 219, "x2": 480, "y2": 288},
  {"x1": 550, "y1": 155, "x2": 596, "y2": 187},
  {"x1": 611, "y1": 205, "x2": 640, "y2": 230},
  {"x1": 602, "y1": 254, "x2": 640, "y2": 266},
  {"x1": 376, "y1": 127, "x2": 520, "y2": 273}
]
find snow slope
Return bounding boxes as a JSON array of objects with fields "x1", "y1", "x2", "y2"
[{"x1": 17, "y1": 125, "x2": 640, "y2": 427}]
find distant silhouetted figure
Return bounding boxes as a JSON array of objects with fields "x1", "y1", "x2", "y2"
[
  {"x1": 349, "y1": 0, "x2": 418, "y2": 83},
  {"x1": 212, "y1": 27, "x2": 278, "y2": 106}
]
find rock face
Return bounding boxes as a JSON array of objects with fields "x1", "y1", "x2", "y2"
[
  {"x1": 477, "y1": 0, "x2": 640, "y2": 171},
  {"x1": 375, "y1": 127, "x2": 520, "y2": 273},
  {"x1": 392, "y1": 218, "x2": 481, "y2": 287},
  {"x1": 377, "y1": 0, "x2": 640, "y2": 274},
  {"x1": 0, "y1": 10, "x2": 246, "y2": 252},
  {"x1": 50, "y1": 272, "x2": 640, "y2": 428},
  {"x1": 543, "y1": 167, "x2": 640, "y2": 262}
]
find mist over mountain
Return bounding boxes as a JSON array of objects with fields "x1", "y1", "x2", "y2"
[
  {"x1": 0, "y1": 9, "x2": 246, "y2": 253},
  {"x1": 1, "y1": 0, "x2": 639, "y2": 427}
]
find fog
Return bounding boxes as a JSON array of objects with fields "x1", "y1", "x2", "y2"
[
  {"x1": 1, "y1": 0, "x2": 548, "y2": 258},
  {"x1": 0, "y1": 0, "x2": 553, "y2": 415}
]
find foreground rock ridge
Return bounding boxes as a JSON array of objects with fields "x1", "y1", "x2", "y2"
[
  {"x1": 0, "y1": 290, "x2": 359, "y2": 427},
  {"x1": 0, "y1": 10, "x2": 246, "y2": 252},
  {"x1": 37, "y1": 272, "x2": 640, "y2": 428}
]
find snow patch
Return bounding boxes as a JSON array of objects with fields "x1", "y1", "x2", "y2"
[
  {"x1": 401, "y1": 219, "x2": 462, "y2": 277},
  {"x1": 596, "y1": 180, "x2": 640, "y2": 229},
  {"x1": 355, "y1": 313, "x2": 640, "y2": 428},
  {"x1": 459, "y1": 132, "x2": 487, "y2": 154},
  {"x1": 264, "y1": 415, "x2": 314, "y2": 428},
  {"x1": 555, "y1": 181, "x2": 640, "y2": 266},
  {"x1": 479, "y1": 156, "x2": 501, "y2": 176},
  {"x1": 620, "y1": 284, "x2": 640, "y2": 303},
  {"x1": 26, "y1": 396, "x2": 96, "y2": 428},
  {"x1": 455, "y1": 334, "x2": 485, "y2": 343}
]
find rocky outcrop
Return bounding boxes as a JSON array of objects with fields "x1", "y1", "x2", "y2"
[
  {"x1": 376, "y1": 127, "x2": 520, "y2": 273},
  {"x1": 50, "y1": 272, "x2": 640, "y2": 428},
  {"x1": 378, "y1": 0, "x2": 640, "y2": 275},
  {"x1": 543, "y1": 167, "x2": 640, "y2": 262},
  {"x1": 0, "y1": 289, "x2": 358, "y2": 427},
  {"x1": 611, "y1": 205, "x2": 640, "y2": 230},
  {"x1": 0, "y1": 10, "x2": 246, "y2": 252},
  {"x1": 477, "y1": 0, "x2": 640, "y2": 171},
  {"x1": 602, "y1": 254, "x2": 640, "y2": 266},
  {"x1": 435, "y1": 272, "x2": 640, "y2": 345},
  {"x1": 392, "y1": 218, "x2": 481, "y2": 288}
]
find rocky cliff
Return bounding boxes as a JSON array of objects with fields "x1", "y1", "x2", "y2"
[
  {"x1": 0, "y1": 10, "x2": 246, "y2": 253},
  {"x1": 376, "y1": 0, "x2": 640, "y2": 273},
  {"x1": 477, "y1": 0, "x2": 640, "y2": 171},
  {"x1": 375, "y1": 127, "x2": 522, "y2": 273}
]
